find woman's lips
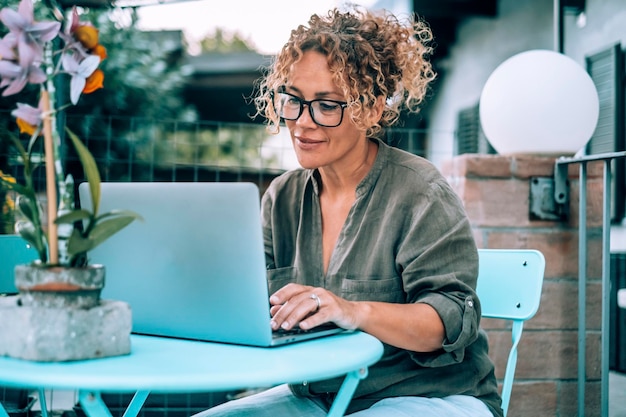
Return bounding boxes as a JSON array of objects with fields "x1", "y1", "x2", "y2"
[{"x1": 295, "y1": 137, "x2": 325, "y2": 150}]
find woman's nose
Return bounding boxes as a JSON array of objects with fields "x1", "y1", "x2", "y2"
[{"x1": 295, "y1": 103, "x2": 317, "y2": 127}]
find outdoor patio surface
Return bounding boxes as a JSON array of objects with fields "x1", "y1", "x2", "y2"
[{"x1": 27, "y1": 370, "x2": 626, "y2": 417}]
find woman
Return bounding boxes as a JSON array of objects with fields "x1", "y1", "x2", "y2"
[{"x1": 196, "y1": 6, "x2": 502, "y2": 417}]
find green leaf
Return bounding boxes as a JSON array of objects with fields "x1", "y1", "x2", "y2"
[
  {"x1": 66, "y1": 228, "x2": 92, "y2": 257},
  {"x1": 15, "y1": 220, "x2": 47, "y2": 263},
  {"x1": 4, "y1": 133, "x2": 35, "y2": 182},
  {"x1": 88, "y1": 215, "x2": 138, "y2": 249},
  {"x1": 0, "y1": 177, "x2": 29, "y2": 195},
  {"x1": 6, "y1": 133, "x2": 28, "y2": 162},
  {"x1": 26, "y1": 131, "x2": 41, "y2": 156},
  {"x1": 55, "y1": 209, "x2": 93, "y2": 224},
  {"x1": 95, "y1": 209, "x2": 143, "y2": 223},
  {"x1": 16, "y1": 195, "x2": 37, "y2": 224},
  {"x1": 65, "y1": 128, "x2": 101, "y2": 215},
  {"x1": 66, "y1": 215, "x2": 138, "y2": 256}
]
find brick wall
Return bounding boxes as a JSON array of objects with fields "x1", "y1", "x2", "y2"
[{"x1": 442, "y1": 154, "x2": 604, "y2": 417}]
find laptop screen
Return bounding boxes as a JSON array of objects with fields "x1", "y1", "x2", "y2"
[{"x1": 78, "y1": 182, "x2": 276, "y2": 346}]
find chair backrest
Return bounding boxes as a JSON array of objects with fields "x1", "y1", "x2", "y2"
[
  {"x1": 0, "y1": 235, "x2": 38, "y2": 294},
  {"x1": 475, "y1": 248, "x2": 545, "y2": 417}
]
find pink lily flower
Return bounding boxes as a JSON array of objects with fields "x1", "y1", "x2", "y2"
[
  {"x1": 0, "y1": 58, "x2": 45, "y2": 96},
  {"x1": 0, "y1": 0, "x2": 61, "y2": 67},
  {"x1": 58, "y1": 31, "x2": 90, "y2": 61},
  {"x1": 61, "y1": 52, "x2": 100, "y2": 104},
  {"x1": 0, "y1": 33, "x2": 16, "y2": 60},
  {"x1": 11, "y1": 101, "x2": 43, "y2": 126},
  {"x1": 58, "y1": 7, "x2": 95, "y2": 60}
]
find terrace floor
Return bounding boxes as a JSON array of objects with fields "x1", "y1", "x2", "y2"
[{"x1": 28, "y1": 370, "x2": 626, "y2": 417}]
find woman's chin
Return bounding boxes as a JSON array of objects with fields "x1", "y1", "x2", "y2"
[
  {"x1": 295, "y1": 160, "x2": 319, "y2": 170},
  {"x1": 294, "y1": 153, "x2": 323, "y2": 170}
]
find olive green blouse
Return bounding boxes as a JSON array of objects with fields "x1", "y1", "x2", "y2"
[{"x1": 261, "y1": 138, "x2": 502, "y2": 417}]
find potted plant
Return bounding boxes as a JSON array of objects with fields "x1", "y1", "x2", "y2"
[{"x1": 0, "y1": 0, "x2": 141, "y2": 361}]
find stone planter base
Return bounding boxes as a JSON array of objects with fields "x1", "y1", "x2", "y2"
[{"x1": 0, "y1": 296, "x2": 132, "y2": 362}]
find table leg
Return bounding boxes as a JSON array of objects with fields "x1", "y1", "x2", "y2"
[
  {"x1": 326, "y1": 367, "x2": 369, "y2": 417},
  {"x1": 121, "y1": 391, "x2": 150, "y2": 417},
  {"x1": 78, "y1": 391, "x2": 114, "y2": 417},
  {"x1": 77, "y1": 390, "x2": 150, "y2": 417},
  {"x1": 37, "y1": 389, "x2": 49, "y2": 417},
  {"x1": 0, "y1": 391, "x2": 44, "y2": 417}
]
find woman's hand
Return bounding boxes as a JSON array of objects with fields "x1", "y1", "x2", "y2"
[
  {"x1": 269, "y1": 283, "x2": 359, "y2": 331},
  {"x1": 269, "y1": 283, "x2": 446, "y2": 352}
]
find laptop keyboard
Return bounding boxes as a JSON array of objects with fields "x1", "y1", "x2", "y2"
[{"x1": 272, "y1": 322, "x2": 340, "y2": 337}]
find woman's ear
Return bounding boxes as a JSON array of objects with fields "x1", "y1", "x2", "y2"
[
  {"x1": 360, "y1": 95, "x2": 386, "y2": 131},
  {"x1": 372, "y1": 95, "x2": 385, "y2": 122}
]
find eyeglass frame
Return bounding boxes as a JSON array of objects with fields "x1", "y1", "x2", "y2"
[{"x1": 271, "y1": 90, "x2": 349, "y2": 128}]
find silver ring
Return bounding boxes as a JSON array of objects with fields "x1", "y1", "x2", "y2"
[{"x1": 310, "y1": 293, "x2": 321, "y2": 312}]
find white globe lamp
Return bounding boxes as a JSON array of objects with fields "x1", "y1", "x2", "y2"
[{"x1": 479, "y1": 49, "x2": 600, "y2": 156}]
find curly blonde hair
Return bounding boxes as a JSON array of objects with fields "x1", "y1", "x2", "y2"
[{"x1": 254, "y1": 6, "x2": 436, "y2": 137}]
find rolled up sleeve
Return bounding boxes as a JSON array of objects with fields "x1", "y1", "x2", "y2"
[
  {"x1": 397, "y1": 182, "x2": 481, "y2": 366},
  {"x1": 411, "y1": 292, "x2": 479, "y2": 366}
]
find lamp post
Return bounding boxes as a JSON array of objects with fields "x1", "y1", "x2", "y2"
[
  {"x1": 479, "y1": 49, "x2": 599, "y2": 220},
  {"x1": 479, "y1": 49, "x2": 599, "y2": 159}
]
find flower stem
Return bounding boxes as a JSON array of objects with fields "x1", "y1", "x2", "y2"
[
  {"x1": 41, "y1": 88, "x2": 58, "y2": 265},
  {"x1": 43, "y1": 40, "x2": 73, "y2": 265}
]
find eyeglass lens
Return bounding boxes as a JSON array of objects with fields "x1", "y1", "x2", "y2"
[{"x1": 273, "y1": 92, "x2": 345, "y2": 127}]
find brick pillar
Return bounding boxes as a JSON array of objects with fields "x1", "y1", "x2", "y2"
[{"x1": 441, "y1": 154, "x2": 604, "y2": 417}]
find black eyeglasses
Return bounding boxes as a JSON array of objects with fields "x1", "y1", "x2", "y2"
[{"x1": 272, "y1": 91, "x2": 348, "y2": 127}]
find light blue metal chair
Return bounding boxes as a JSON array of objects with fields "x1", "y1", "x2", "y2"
[
  {"x1": 476, "y1": 249, "x2": 546, "y2": 417},
  {"x1": 0, "y1": 234, "x2": 38, "y2": 294}
]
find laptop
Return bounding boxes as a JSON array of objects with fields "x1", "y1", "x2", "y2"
[{"x1": 78, "y1": 181, "x2": 346, "y2": 347}]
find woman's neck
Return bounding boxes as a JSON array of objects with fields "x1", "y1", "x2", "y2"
[{"x1": 318, "y1": 139, "x2": 378, "y2": 198}]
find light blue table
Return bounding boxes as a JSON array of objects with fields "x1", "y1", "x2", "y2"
[{"x1": 0, "y1": 332, "x2": 383, "y2": 417}]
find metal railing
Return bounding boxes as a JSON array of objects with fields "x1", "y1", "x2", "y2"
[{"x1": 555, "y1": 150, "x2": 626, "y2": 417}]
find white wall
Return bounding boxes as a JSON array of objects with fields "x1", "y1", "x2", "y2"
[
  {"x1": 565, "y1": 0, "x2": 626, "y2": 63},
  {"x1": 425, "y1": 0, "x2": 626, "y2": 167},
  {"x1": 423, "y1": 0, "x2": 626, "y2": 250}
]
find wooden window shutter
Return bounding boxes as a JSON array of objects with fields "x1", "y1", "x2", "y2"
[
  {"x1": 455, "y1": 103, "x2": 495, "y2": 155},
  {"x1": 586, "y1": 43, "x2": 625, "y2": 222}
]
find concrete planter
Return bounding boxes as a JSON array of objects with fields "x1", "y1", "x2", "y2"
[
  {"x1": 15, "y1": 264, "x2": 105, "y2": 308},
  {"x1": 0, "y1": 264, "x2": 132, "y2": 362}
]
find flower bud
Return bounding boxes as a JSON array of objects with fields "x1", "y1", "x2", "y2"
[
  {"x1": 16, "y1": 118, "x2": 39, "y2": 136},
  {"x1": 83, "y1": 69, "x2": 104, "y2": 94},
  {"x1": 92, "y1": 44, "x2": 107, "y2": 61},
  {"x1": 74, "y1": 25, "x2": 99, "y2": 50}
]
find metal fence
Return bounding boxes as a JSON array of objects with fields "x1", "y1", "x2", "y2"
[
  {"x1": 555, "y1": 151, "x2": 626, "y2": 417},
  {"x1": 1, "y1": 114, "x2": 429, "y2": 187},
  {"x1": 0, "y1": 114, "x2": 429, "y2": 233}
]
